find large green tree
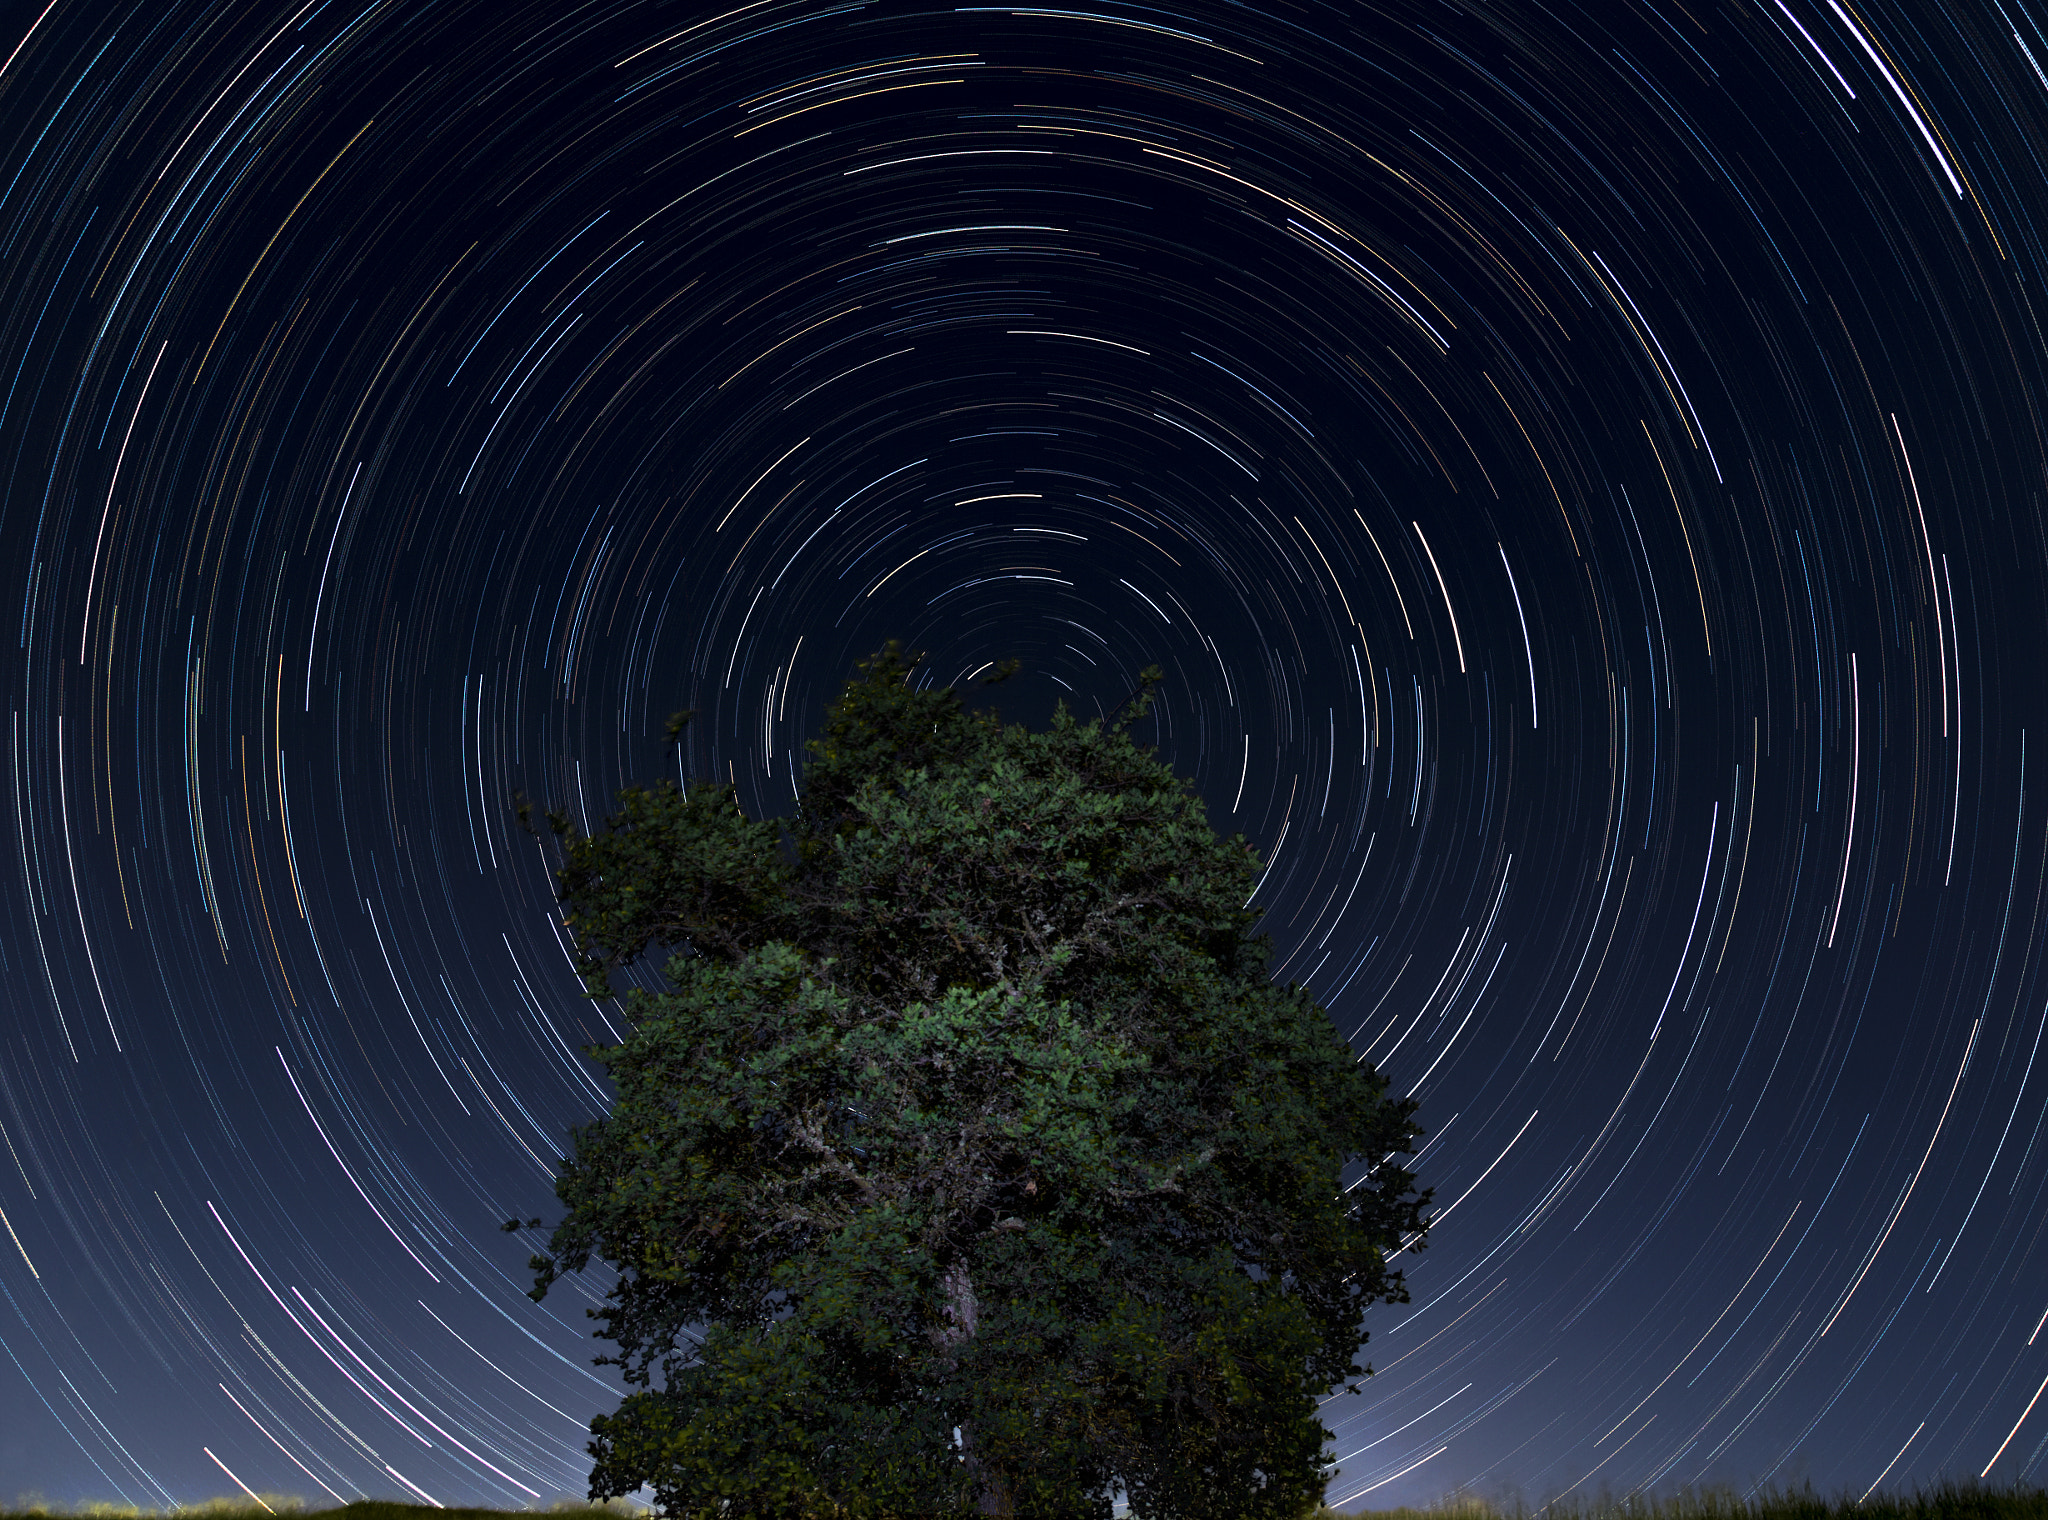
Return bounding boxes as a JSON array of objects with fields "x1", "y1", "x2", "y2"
[{"x1": 523, "y1": 647, "x2": 1430, "y2": 1520}]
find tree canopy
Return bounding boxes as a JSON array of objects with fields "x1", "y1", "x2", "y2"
[{"x1": 524, "y1": 646, "x2": 1430, "y2": 1520}]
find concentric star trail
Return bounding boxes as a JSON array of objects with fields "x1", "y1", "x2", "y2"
[{"x1": 0, "y1": 0, "x2": 2046, "y2": 1507}]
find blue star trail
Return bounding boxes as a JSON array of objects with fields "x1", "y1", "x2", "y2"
[{"x1": 0, "y1": 0, "x2": 2045, "y2": 1508}]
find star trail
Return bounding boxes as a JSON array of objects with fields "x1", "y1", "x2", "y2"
[{"x1": 0, "y1": 0, "x2": 2045, "y2": 1507}]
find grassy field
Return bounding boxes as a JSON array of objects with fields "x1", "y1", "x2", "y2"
[
  {"x1": 4, "y1": 1485, "x2": 2046, "y2": 1520},
  {"x1": 0, "y1": 1506, "x2": 639, "y2": 1520},
  {"x1": 1336, "y1": 1480, "x2": 2048, "y2": 1520}
]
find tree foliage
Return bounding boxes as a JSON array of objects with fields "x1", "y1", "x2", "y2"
[{"x1": 526, "y1": 646, "x2": 1431, "y2": 1520}]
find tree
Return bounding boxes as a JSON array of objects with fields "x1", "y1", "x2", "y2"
[{"x1": 523, "y1": 645, "x2": 1430, "y2": 1520}]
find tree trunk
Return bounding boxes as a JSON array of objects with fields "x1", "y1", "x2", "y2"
[
  {"x1": 940, "y1": 1256, "x2": 979, "y2": 1343},
  {"x1": 938, "y1": 1259, "x2": 1012, "y2": 1515}
]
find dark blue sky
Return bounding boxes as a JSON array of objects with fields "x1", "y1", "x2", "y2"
[{"x1": 0, "y1": 0, "x2": 2045, "y2": 1507}]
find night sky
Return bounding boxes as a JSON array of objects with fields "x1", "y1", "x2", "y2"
[{"x1": 1, "y1": 0, "x2": 2047, "y2": 1509}]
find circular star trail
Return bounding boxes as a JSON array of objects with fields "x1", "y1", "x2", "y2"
[{"x1": 1, "y1": 0, "x2": 2047, "y2": 1507}]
